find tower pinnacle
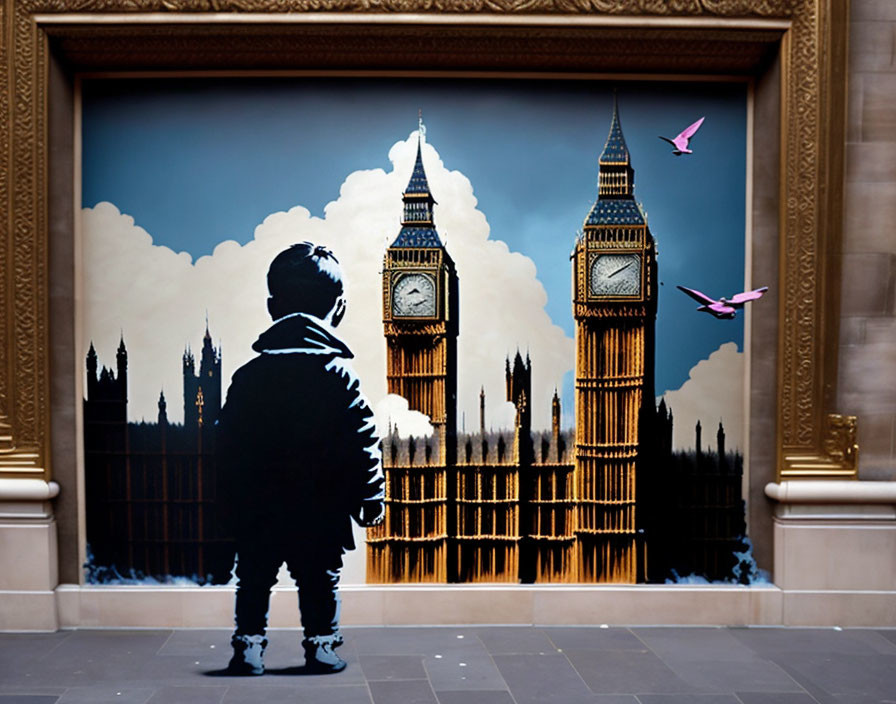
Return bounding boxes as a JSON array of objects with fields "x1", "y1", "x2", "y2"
[
  {"x1": 599, "y1": 95, "x2": 631, "y2": 167},
  {"x1": 392, "y1": 116, "x2": 442, "y2": 248},
  {"x1": 586, "y1": 98, "x2": 643, "y2": 224}
]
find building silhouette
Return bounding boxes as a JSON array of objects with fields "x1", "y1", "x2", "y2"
[
  {"x1": 183, "y1": 322, "x2": 222, "y2": 429},
  {"x1": 368, "y1": 107, "x2": 747, "y2": 584},
  {"x1": 83, "y1": 324, "x2": 231, "y2": 581},
  {"x1": 650, "y1": 406, "x2": 748, "y2": 582}
]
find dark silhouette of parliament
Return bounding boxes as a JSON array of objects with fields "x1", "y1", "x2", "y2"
[
  {"x1": 83, "y1": 104, "x2": 749, "y2": 584},
  {"x1": 83, "y1": 326, "x2": 232, "y2": 582}
]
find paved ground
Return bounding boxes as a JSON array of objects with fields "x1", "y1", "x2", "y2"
[{"x1": 1, "y1": 626, "x2": 895, "y2": 703}]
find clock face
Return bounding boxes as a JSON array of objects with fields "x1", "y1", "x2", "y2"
[
  {"x1": 392, "y1": 273, "x2": 437, "y2": 317},
  {"x1": 590, "y1": 253, "x2": 642, "y2": 297}
]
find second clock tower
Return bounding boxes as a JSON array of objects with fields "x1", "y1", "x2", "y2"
[{"x1": 572, "y1": 101, "x2": 658, "y2": 583}]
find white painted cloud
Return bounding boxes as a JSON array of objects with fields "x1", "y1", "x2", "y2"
[
  {"x1": 83, "y1": 132, "x2": 575, "y2": 431},
  {"x1": 660, "y1": 342, "x2": 744, "y2": 452},
  {"x1": 374, "y1": 394, "x2": 434, "y2": 439},
  {"x1": 492, "y1": 401, "x2": 519, "y2": 432}
]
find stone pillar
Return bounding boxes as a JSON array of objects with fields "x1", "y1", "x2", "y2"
[
  {"x1": 766, "y1": 480, "x2": 896, "y2": 626},
  {"x1": 0, "y1": 479, "x2": 60, "y2": 631}
]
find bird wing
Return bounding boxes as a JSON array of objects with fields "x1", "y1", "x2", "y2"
[
  {"x1": 677, "y1": 116, "x2": 705, "y2": 141},
  {"x1": 728, "y1": 286, "x2": 769, "y2": 304},
  {"x1": 658, "y1": 136, "x2": 677, "y2": 146},
  {"x1": 677, "y1": 285, "x2": 716, "y2": 306}
]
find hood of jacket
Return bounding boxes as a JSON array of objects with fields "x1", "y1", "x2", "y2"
[{"x1": 251, "y1": 312, "x2": 353, "y2": 359}]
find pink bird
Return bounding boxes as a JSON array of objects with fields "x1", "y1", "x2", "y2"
[
  {"x1": 677, "y1": 285, "x2": 768, "y2": 319},
  {"x1": 659, "y1": 117, "x2": 705, "y2": 155}
]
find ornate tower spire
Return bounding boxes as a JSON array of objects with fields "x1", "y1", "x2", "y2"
[
  {"x1": 87, "y1": 342, "x2": 98, "y2": 375},
  {"x1": 86, "y1": 342, "x2": 98, "y2": 399},
  {"x1": 552, "y1": 388, "x2": 561, "y2": 435},
  {"x1": 506, "y1": 350, "x2": 532, "y2": 436},
  {"x1": 158, "y1": 390, "x2": 168, "y2": 426},
  {"x1": 392, "y1": 117, "x2": 441, "y2": 247},
  {"x1": 116, "y1": 334, "x2": 128, "y2": 401},
  {"x1": 596, "y1": 96, "x2": 636, "y2": 201}
]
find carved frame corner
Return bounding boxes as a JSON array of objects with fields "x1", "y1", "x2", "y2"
[
  {"x1": 781, "y1": 413, "x2": 859, "y2": 480},
  {"x1": 0, "y1": 0, "x2": 851, "y2": 484}
]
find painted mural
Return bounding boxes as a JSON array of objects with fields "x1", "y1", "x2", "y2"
[{"x1": 80, "y1": 78, "x2": 763, "y2": 589}]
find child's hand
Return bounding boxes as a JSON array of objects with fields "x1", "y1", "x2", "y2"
[{"x1": 355, "y1": 500, "x2": 385, "y2": 527}]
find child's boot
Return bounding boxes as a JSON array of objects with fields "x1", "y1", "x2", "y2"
[
  {"x1": 303, "y1": 634, "x2": 346, "y2": 674},
  {"x1": 228, "y1": 633, "x2": 267, "y2": 675}
]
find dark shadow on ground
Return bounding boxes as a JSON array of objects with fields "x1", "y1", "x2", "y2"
[
  {"x1": 266, "y1": 665, "x2": 342, "y2": 676},
  {"x1": 202, "y1": 667, "x2": 256, "y2": 678},
  {"x1": 202, "y1": 665, "x2": 342, "y2": 677}
]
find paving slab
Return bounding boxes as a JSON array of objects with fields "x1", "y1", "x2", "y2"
[
  {"x1": 369, "y1": 679, "x2": 438, "y2": 704},
  {"x1": 358, "y1": 655, "x2": 426, "y2": 681},
  {"x1": 564, "y1": 648, "x2": 698, "y2": 696},
  {"x1": 491, "y1": 653, "x2": 598, "y2": 704},
  {"x1": 636, "y1": 696, "x2": 741, "y2": 704},
  {"x1": 769, "y1": 653, "x2": 896, "y2": 700},
  {"x1": 472, "y1": 627, "x2": 557, "y2": 655},
  {"x1": 55, "y1": 686, "x2": 155, "y2": 704},
  {"x1": 659, "y1": 657, "x2": 804, "y2": 694},
  {"x1": 435, "y1": 691, "x2": 515, "y2": 704},
  {"x1": 633, "y1": 627, "x2": 757, "y2": 662},
  {"x1": 735, "y1": 694, "x2": 820, "y2": 704},
  {"x1": 145, "y1": 685, "x2": 226, "y2": 704},
  {"x1": 542, "y1": 627, "x2": 646, "y2": 653}
]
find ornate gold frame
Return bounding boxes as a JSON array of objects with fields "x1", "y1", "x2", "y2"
[{"x1": 0, "y1": 0, "x2": 853, "y2": 488}]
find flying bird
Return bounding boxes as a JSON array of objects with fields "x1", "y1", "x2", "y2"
[
  {"x1": 659, "y1": 117, "x2": 705, "y2": 155},
  {"x1": 677, "y1": 285, "x2": 768, "y2": 319}
]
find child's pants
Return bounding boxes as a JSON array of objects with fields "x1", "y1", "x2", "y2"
[{"x1": 233, "y1": 540, "x2": 343, "y2": 638}]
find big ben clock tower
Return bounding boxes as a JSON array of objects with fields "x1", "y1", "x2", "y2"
[
  {"x1": 368, "y1": 127, "x2": 460, "y2": 583},
  {"x1": 382, "y1": 131, "x2": 459, "y2": 460},
  {"x1": 572, "y1": 100, "x2": 658, "y2": 583}
]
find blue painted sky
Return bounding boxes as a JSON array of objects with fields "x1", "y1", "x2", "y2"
[{"x1": 82, "y1": 77, "x2": 747, "y2": 397}]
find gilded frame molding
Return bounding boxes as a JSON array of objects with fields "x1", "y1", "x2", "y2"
[{"x1": 0, "y1": 0, "x2": 853, "y2": 482}]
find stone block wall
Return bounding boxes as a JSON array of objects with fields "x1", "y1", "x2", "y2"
[{"x1": 840, "y1": 0, "x2": 896, "y2": 479}]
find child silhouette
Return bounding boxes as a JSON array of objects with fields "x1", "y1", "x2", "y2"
[{"x1": 215, "y1": 242, "x2": 384, "y2": 675}]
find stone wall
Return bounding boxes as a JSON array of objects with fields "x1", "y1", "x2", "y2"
[{"x1": 840, "y1": 1, "x2": 896, "y2": 479}]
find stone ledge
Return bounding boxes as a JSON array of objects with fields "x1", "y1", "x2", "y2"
[
  {"x1": 0, "y1": 479, "x2": 60, "y2": 520},
  {"x1": 0, "y1": 583, "x2": 882, "y2": 631},
  {"x1": 52, "y1": 583, "x2": 784, "y2": 629},
  {"x1": 765, "y1": 480, "x2": 896, "y2": 504},
  {"x1": 0, "y1": 479, "x2": 60, "y2": 501}
]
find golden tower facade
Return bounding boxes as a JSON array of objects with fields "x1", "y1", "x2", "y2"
[
  {"x1": 367, "y1": 135, "x2": 459, "y2": 583},
  {"x1": 525, "y1": 389, "x2": 576, "y2": 582},
  {"x1": 572, "y1": 102, "x2": 658, "y2": 583},
  {"x1": 455, "y1": 429, "x2": 521, "y2": 583}
]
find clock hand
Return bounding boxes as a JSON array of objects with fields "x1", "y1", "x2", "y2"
[
  {"x1": 407, "y1": 287, "x2": 420, "y2": 295},
  {"x1": 607, "y1": 261, "x2": 633, "y2": 278}
]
